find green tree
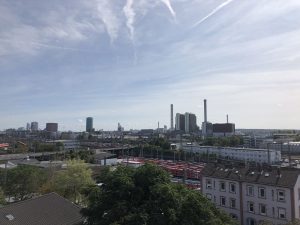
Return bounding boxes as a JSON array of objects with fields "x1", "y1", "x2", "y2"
[
  {"x1": 81, "y1": 163, "x2": 234, "y2": 225},
  {"x1": 50, "y1": 159, "x2": 94, "y2": 204},
  {"x1": 0, "y1": 187, "x2": 6, "y2": 205},
  {"x1": 5, "y1": 165, "x2": 46, "y2": 200},
  {"x1": 285, "y1": 220, "x2": 300, "y2": 225}
]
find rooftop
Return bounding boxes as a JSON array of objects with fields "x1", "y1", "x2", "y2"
[
  {"x1": 202, "y1": 163, "x2": 300, "y2": 188},
  {"x1": 0, "y1": 193, "x2": 83, "y2": 225}
]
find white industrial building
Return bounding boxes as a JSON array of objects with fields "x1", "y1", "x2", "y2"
[
  {"x1": 202, "y1": 164, "x2": 300, "y2": 225},
  {"x1": 178, "y1": 144, "x2": 281, "y2": 164}
]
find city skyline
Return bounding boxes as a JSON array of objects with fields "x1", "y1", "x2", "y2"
[{"x1": 1, "y1": 0, "x2": 300, "y2": 130}]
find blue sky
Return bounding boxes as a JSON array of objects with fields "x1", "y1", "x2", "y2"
[{"x1": 1, "y1": 0, "x2": 300, "y2": 131}]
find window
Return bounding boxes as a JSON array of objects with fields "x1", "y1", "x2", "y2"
[
  {"x1": 230, "y1": 198, "x2": 236, "y2": 209},
  {"x1": 247, "y1": 185, "x2": 254, "y2": 196},
  {"x1": 259, "y1": 204, "x2": 267, "y2": 216},
  {"x1": 248, "y1": 202, "x2": 254, "y2": 213},
  {"x1": 229, "y1": 183, "x2": 236, "y2": 193},
  {"x1": 206, "y1": 179, "x2": 212, "y2": 189},
  {"x1": 220, "y1": 181, "x2": 226, "y2": 192},
  {"x1": 258, "y1": 187, "x2": 266, "y2": 198},
  {"x1": 278, "y1": 208, "x2": 286, "y2": 219},
  {"x1": 206, "y1": 194, "x2": 212, "y2": 200},
  {"x1": 247, "y1": 218, "x2": 256, "y2": 225},
  {"x1": 220, "y1": 196, "x2": 226, "y2": 206},
  {"x1": 230, "y1": 214, "x2": 238, "y2": 220},
  {"x1": 277, "y1": 190, "x2": 285, "y2": 201}
]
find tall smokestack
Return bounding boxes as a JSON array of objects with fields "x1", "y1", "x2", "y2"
[
  {"x1": 204, "y1": 99, "x2": 207, "y2": 123},
  {"x1": 170, "y1": 104, "x2": 174, "y2": 130},
  {"x1": 227, "y1": 114, "x2": 229, "y2": 123}
]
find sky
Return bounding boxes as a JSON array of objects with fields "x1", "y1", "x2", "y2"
[{"x1": 1, "y1": 0, "x2": 300, "y2": 131}]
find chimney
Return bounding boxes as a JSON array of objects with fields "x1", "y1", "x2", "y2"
[
  {"x1": 170, "y1": 104, "x2": 174, "y2": 131},
  {"x1": 204, "y1": 99, "x2": 207, "y2": 123},
  {"x1": 226, "y1": 114, "x2": 229, "y2": 123}
]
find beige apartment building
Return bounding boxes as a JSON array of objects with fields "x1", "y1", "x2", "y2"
[{"x1": 201, "y1": 164, "x2": 300, "y2": 225}]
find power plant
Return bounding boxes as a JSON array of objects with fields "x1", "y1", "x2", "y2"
[{"x1": 171, "y1": 99, "x2": 235, "y2": 136}]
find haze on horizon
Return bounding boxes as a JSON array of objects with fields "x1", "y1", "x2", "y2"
[{"x1": 0, "y1": 0, "x2": 300, "y2": 131}]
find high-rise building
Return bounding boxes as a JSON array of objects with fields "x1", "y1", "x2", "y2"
[
  {"x1": 118, "y1": 122, "x2": 124, "y2": 132},
  {"x1": 26, "y1": 123, "x2": 31, "y2": 131},
  {"x1": 184, "y1": 113, "x2": 197, "y2": 133},
  {"x1": 46, "y1": 123, "x2": 58, "y2": 132},
  {"x1": 31, "y1": 122, "x2": 38, "y2": 131},
  {"x1": 170, "y1": 104, "x2": 174, "y2": 131},
  {"x1": 175, "y1": 113, "x2": 185, "y2": 131},
  {"x1": 86, "y1": 117, "x2": 93, "y2": 132}
]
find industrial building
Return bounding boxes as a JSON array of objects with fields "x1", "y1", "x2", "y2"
[
  {"x1": 201, "y1": 99, "x2": 236, "y2": 137},
  {"x1": 213, "y1": 123, "x2": 235, "y2": 137},
  {"x1": 175, "y1": 113, "x2": 185, "y2": 131},
  {"x1": 179, "y1": 144, "x2": 281, "y2": 164},
  {"x1": 185, "y1": 112, "x2": 197, "y2": 133}
]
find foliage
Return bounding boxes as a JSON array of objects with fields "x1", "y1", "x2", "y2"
[
  {"x1": 202, "y1": 136, "x2": 243, "y2": 147},
  {"x1": 149, "y1": 138, "x2": 170, "y2": 150},
  {"x1": 66, "y1": 150, "x2": 95, "y2": 163},
  {"x1": 82, "y1": 163, "x2": 234, "y2": 225},
  {"x1": 285, "y1": 220, "x2": 300, "y2": 225},
  {"x1": 0, "y1": 187, "x2": 6, "y2": 205},
  {"x1": 46, "y1": 159, "x2": 95, "y2": 204},
  {"x1": 5, "y1": 165, "x2": 47, "y2": 200}
]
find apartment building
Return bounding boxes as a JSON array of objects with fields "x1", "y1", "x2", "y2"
[{"x1": 201, "y1": 164, "x2": 300, "y2": 225}]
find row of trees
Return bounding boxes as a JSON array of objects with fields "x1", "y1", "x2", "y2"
[
  {"x1": 202, "y1": 136, "x2": 243, "y2": 147},
  {"x1": 0, "y1": 160, "x2": 94, "y2": 204}
]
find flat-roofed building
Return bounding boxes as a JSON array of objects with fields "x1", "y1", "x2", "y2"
[
  {"x1": 213, "y1": 123, "x2": 235, "y2": 137},
  {"x1": 180, "y1": 145, "x2": 281, "y2": 164},
  {"x1": 46, "y1": 123, "x2": 58, "y2": 132}
]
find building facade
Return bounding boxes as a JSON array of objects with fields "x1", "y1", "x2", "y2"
[
  {"x1": 175, "y1": 113, "x2": 185, "y2": 131},
  {"x1": 213, "y1": 123, "x2": 236, "y2": 137},
  {"x1": 180, "y1": 145, "x2": 281, "y2": 164},
  {"x1": 185, "y1": 112, "x2": 197, "y2": 133},
  {"x1": 202, "y1": 164, "x2": 300, "y2": 225},
  {"x1": 45, "y1": 123, "x2": 58, "y2": 132},
  {"x1": 31, "y1": 122, "x2": 39, "y2": 131},
  {"x1": 86, "y1": 117, "x2": 93, "y2": 132}
]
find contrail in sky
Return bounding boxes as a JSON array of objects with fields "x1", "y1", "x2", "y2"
[
  {"x1": 123, "y1": 0, "x2": 135, "y2": 41},
  {"x1": 0, "y1": 38, "x2": 97, "y2": 53},
  {"x1": 160, "y1": 0, "x2": 176, "y2": 19},
  {"x1": 192, "y1": 0, "x2": 235, "y2": 28}
]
